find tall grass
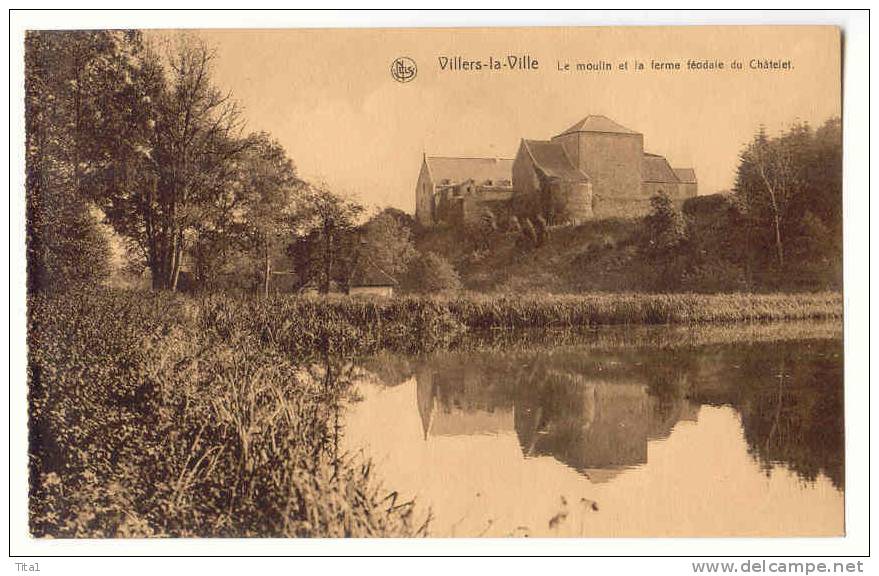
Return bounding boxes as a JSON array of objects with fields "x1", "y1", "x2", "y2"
[
  {"x1": 197, "y1": 292, "x2": 842, "y2": 357},
  {"x1": 444, "y1": 291, "x2": 842, "y2": 328},
  {"x1": 28, "y1": 289, "x2": 425, "y2": 537},
  {"x1": 449, "y1": 318, "x2": 843, "y2": 354},
  {"x1": 197, "y1": 293, "x2": 466, "y2": 356}
]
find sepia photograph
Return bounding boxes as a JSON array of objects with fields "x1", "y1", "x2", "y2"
[{"x1": 8, "y1": 9, "x2": 871, "y2": 563}]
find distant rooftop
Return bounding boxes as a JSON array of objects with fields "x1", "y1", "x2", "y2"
[
  {"x1": 350, "y1": 260, "x2": 397, "y2": 288},
  {"x1": 424, "y1": 156, "x2": 513, "y2": 186},
  {"x1": 673, "y1": 168, "x2": 697, "y2": 183},
  {"x1": 556, "y1": 115, "x2": 640, "y2": 137},
  {"x1": 642, "y1": 153, "x2": 680, "y2": 184}
]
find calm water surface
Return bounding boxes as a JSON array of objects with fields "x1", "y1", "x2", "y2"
[{"x1": 343, "y1": 325, "x2": 844, "y2": 537}]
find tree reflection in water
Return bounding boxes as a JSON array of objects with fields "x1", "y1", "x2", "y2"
[{"x1": 356, "y1": 330, "x2": 843, "y2": 490}]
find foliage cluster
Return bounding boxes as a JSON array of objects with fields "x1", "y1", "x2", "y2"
[
  {"x1": 28, "y1": 289, "x2": 426, "y2": 537},
  {"x1": 26, "y1": 31, "x2": 432, "y2": 297},
  {"x1": 659, "y1": 118, "x2": 843, "y2": 292}
]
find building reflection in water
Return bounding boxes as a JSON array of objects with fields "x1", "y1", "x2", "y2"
[{"x1": 402, "y1": 338, "x2": 843, "y2": 490}]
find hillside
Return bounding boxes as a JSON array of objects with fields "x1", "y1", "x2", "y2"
[
  {"x1": 411, "y1": 192, "x2": 842, "y2": 295},
  {"x1": 414, "y1": 219, "x2": 647, "y2": 294}
]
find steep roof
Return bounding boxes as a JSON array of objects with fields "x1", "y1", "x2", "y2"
[
  {"x1": 424, "y1": 156, "x2": 513, "y2": 186},
  {"x1": 673, "y1": 168, "x2": 697, "y2": 183},
  {"x1": 642, "y1": 153, "x2": 680, "y2": 184},
  {"x1": 556, "y1": 114, "x2": 640, "y2": 137},
  {"x1": 350, "y1": 260, "x2": 397, "y2": 287},
  {"x1": 522, "y1": 139, "x2": 590, "y2": 182}
]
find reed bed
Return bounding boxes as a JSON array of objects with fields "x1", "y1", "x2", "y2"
[
  {"x1": 451, "y1": 317, "x2": 843, "y2": 354},
  {"x1": 444, "y1": 291, "x2": 843, "y2": 329},
  {"x1": 28, "y1": 289, "x2": 424, "y2": 538},
  {"x1": 196, "y1": 292, "x2": 842, "y2": 356}
]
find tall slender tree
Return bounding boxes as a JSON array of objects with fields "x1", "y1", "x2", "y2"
[
  {"x1": 25, "y1": 30, "x2": 143, "y2": 291},
  {"x1": 94, "y1": 34, "x2": 247, "y2": 290},
  {"x1": 289, "y1": 183, "x2": 363, "y2": 293},
  {"x1": 236, "y1": 133, "x2": 303, "y2": 297},
  {"x1": 735, "y1": 124, "x2": 810, "y2": 271}
]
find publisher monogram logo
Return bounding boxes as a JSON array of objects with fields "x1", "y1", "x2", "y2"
[{"x1": 391, "y1": 57, "x2": 417, "y2": 83}]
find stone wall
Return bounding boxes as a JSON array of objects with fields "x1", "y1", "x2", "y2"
[
  {"x1": 435, "y1": 189, "x2": 464, "y2": 225},
  {"x1": 435, "y1": 185, "x2": 514, "y2": 227},
  {"x1": 511, "y1": 149, "x2": 546, "y2": 222},
  {"x1": 677, "y1": 182, "x2": 698, "y2": 200},
  {"x1": 593, "y1": 196, "x2": 653, "y2": 219},
  {"x1": 553, "y1": 131, "x2": 645, "y2": 210},
  {"x1": 552, "y1": 180, "x2": 593, "y2": 224},
  {"x1": 463, "y1": 196, "x2": 513, "y2": 226},
  {"x1": 511, "y1": 145, "x2": 593, "y2": 225},
  {"x1": 512, "y1": 148, "x2": 541, "y2": 197}
]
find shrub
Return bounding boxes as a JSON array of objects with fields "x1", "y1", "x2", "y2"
[
  {"x1": 535, "y1": 215, "x2": 549, "y2": 247},
  {"x1": 27, "y1": 200, "x2": 112, "y2": 293},
  {"x1": 639, "y1": 192, "x2": 686, "y2": 258},
  {"x1": 520, "y1": 218, "x2": 538, "y2": 250},
  {"x1": 681, "y1": 260, "x2": 750, "y2": 293},
  {"x1": 508, "y1": 215, "x2": 522, "y2": 234},
  {"x1": 405, "y1": 252, "x2": 461, "y2": 294}
]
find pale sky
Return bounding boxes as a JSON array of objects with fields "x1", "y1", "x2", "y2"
[{"x1": 183, "y1": 26, "x2": 840, "y2": 213}]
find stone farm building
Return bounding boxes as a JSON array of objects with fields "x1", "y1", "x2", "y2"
[
  {"x1": 415, "y1": 156, "x2": 515, "y2": 227},
  {"x1": 416, "y1": 115, "x2": 697, "y2": 227},
  {"x1": 348, "y1": 260, "x2": 397, "y2": 298}
]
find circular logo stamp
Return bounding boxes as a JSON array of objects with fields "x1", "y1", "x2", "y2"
[{"x1": 391, "y1": 57, "x2": 417, "y2": 83}]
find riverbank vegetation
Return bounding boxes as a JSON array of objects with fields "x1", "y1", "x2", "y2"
[
  {"x1": 28, "y1": 289, "x2": 427, "y2": 537},
  {"x1": 27, "y1": 288, "x2": 842, "y2": 536},
  {"x1": 195, "y1": 291, "x2": 842, "y2": 359}
]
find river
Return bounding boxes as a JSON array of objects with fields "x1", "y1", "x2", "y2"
[{"x1": 343, "y1": 322, "x2": 844, "y2": 537}]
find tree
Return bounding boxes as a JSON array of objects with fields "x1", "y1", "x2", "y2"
[
  {"x1": 405, "y1": 252, "x2": 461, "y2": 294},
  {"x1": 232, "y1": 132, "x2": 304, "y2": 296},
  {"x1": 637, "y1": 192, "x2": 688, "y2": 291},
  {"x1": 347, "y1": 209, "x2": 417, "y2": 287},
  {"x1": 735, "y1": 124, "x2": 809, "y2": 270},
  {"x1": 808, "y1": 118, "x2": 843, "y2": 238},
  {"x1": 793, "y1": 118, "x2": 842, "y2": 264},
  {"x1": 731, "y1": 119, "x2": 841, "y2": 288},
  {"x1": 374, "y1": 207, "x2": 416, "y2": 234},
  {"x1": 289, "y1": 183, "x2": 364, "y2": 293},
  {"x1": 149, "y1": 35, "x2": 246, "y2": 290},
  {"x1": 25, "y1": 30, "x2": 141, "y2": 291},
  {"x1": 640, "y1": 191, "x2": 686, "y2": 258},
  {"x1": 94, "y1": 34, "x2": 246, "y2": 291}
]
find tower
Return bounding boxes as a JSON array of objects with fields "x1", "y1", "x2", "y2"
[{"x1": 550, "y1": 115, "x2": 644, "y2": 216}]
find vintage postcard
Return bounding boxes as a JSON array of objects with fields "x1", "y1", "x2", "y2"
[{"x1": 18, "y1": 20, "x2": 851, "y2": 547}]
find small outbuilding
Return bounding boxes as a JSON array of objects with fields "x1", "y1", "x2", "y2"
[{"x1": 348, "y1": 262, "x2": 397, "y2": 298}]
